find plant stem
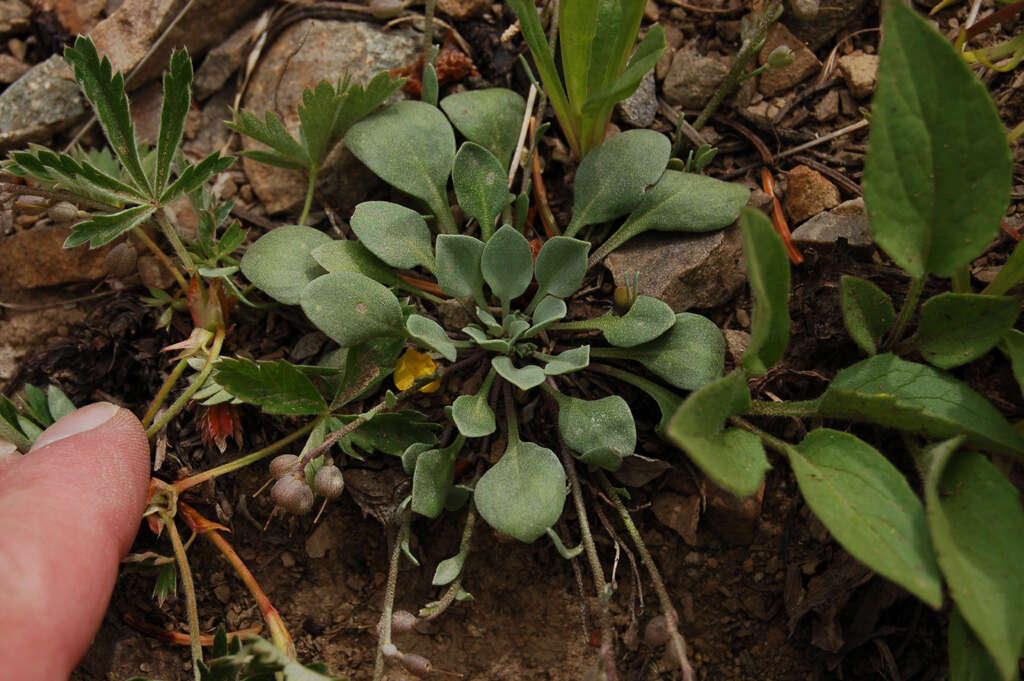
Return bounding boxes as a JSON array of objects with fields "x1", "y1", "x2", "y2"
[
  {"x1": 153, "y1": 208, "x2": 196, "y2": 273},
  {"x1": 0, "y1": 182, "x2": 118, "y2": 212},
  {"x1": 373, "y1": 509, "x2": 410, "y2": 681},
  {"x1": 422, "y1": 0, "x2": 436, "y2": 50},
  {"x1": 745, "y1": 398, "x2": 822, "y2": 418},
  {"x1": 174, "y1": 417, "x2": 321, "y2": 493},
  {"x1": 884, "y1": 276, "x2": 924, "y2": 351},
  {"x1": 133, "y1": 225, "x2": 189, "y2": 292},
  {"x1": 298, "y1": 167, "x2": 318, "y2": 226},
  {"x1": 160, "y1": 509, "x2": 202, "y2": 681},
  {"x1": 145, "y1": 327, "x2": 225, "y2": 439},
  {"x1": 179, "y1": 502, "x2": 295, "y2": 657},
  {"x1": 421, "y1": 498, "x2": 476, "y2": 621},
  {"x1": 559, "y1": 445, "x2": 616, "y2": 680},
  {"x1": 728, "y1": 415, "x2": 793, "y2": 456},
  {"x1": 143, "y1": 356, "x2": 190, "y2": 429},
  {"x1": 597, "y1": 472, "x2": 695, "y2": 681}
]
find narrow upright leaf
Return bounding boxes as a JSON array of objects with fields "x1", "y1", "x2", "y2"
[
  {"x1": 913, "y1": 293, "x2": 1018, "y2": 369},
  {"x1": 240, "y1": 225, "x2": 332, "y2": 305},
  {"x1": 863, "y1": 1, "x2": 1011, "y2": 277},
  {"x1": 840, "y1": 275, "x2": 895, "y2": 355},
  {"x1": 564, "y1": 296, "x2": 675, "y2": 348},
  {"x1": 740, "y1": 208, "x2": 790, "y2": 375},
  {"x1": 491, "y1": 356, "x2": 546, "y2": 391},
  {"x1": 154, "y1": 49, "x2": 193, "y2": 194}
]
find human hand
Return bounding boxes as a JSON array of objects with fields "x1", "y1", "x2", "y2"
[{"x1": 0, "y1": 402, "x2": 150, "y2": 681}]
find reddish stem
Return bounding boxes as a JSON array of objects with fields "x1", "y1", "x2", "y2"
[
  {"x1": 123, "y1": 613, "x2": 260, "y2": 647},
  {"x1": 397, "y1": 273, "x2": 447, "y2": 296},
  {"x1": 761, "y1": 167, "x2": 804, "y2": 264}
]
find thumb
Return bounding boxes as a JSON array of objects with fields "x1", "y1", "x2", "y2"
[{"x1": 0, "y1": 402, "x2": 150, "y2": 681}]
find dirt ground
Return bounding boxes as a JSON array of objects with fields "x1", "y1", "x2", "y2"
[{"x1": 2, "y1": 0, "x2": 1023, "y2": 679}]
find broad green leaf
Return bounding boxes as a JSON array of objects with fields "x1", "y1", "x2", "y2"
[
  {"x1": 402, "y1": 441, "x2": 434, "y2": 475},
  {"x1": 350, "y1": 201, "x2": 435, "y2": 272},
  {"x1": 240, "y1": 225, "x2": 332, "y2": 305},
  {"x1": 788, "y1": 429, "x2": 941, "y2": 607},
  {"x1": 214, "y1": 358, "x2": 328, "y2": 415},
  {"x1": 591, "y1": 313, "x2": 725, "y2": 391},
  {"x1": 982, "y1": 238, "x2": 1024, "y2": 296},
  {"x1": 740, "y1": 208, "x2": 790, "y2": 375},
  {"x1": 481, "y1": 225, "x2": 533, "y2": 309},
  {"x1": 301, "y1": 271, "x2": 404, "y2": 347},
  {"x1": 913, "y1": 293, "x2": 1018, "y2": 369},
  {"x1": 331, "y1": 411, "x2": 438, "y2": 457},
  {"x1": 452, "y1": 370, "x2": 497, "y2": 438},
  {"x1": 564, "y1": 130, "x2": 670, "y2": 237},
  {"x1": 537, "y1": 345, "x2": 590, "y2": 375},
  {"x1": 923, "y1": 441, "x2": 1024, "y2": 680},
  {"x1": 452, "y1": 142, "x2": 509, "y2": 239},
  {"x1": 64, "y1": 37, "x2": 151, "y2": 195},
  {"x1": 819, "y1": 353, "x2": 1024, "y2": 457},
  {"x1": 863, "y1": 1, "x2": 1011, "y2": 277},
  {"x1": 589, "y1": 170, "x2": 750, "y2": 264},
  {"x1": 552, "y1": 392, "x2": 635, "y2": 468},
  {"x1": 412, "y1": 439, "x2": 461, "y2": 519},
  {"x1": 491, "y1": 356, "x2": 546, "y2": 390},
  {"x1": 532, "y1": 236, "x2": 589, "y2": 306},
  {"x1": 65, "y1": 204, "x2": 157, "y2": 248},
  {"x1": 345, "y1": 101, "x2": 456, "y2": 232},
  {"x1": 230, "y1": 107, "x2": 309, "y2": 166},
  {"x1": 998, "y1": 329, "x2": 1024, "y2": 392},
  {"x1": 46, "y1": 386, "x2": 75, "y2": 422},
  {"x1": 435, "y1": 234, "x2": 485, "y2": 303},
  {"x1": 324, "y1": 336, "x2": 404, "y2": 407},
  {"x1": 475, "y1": 438, "x2": 566, "y2": 542},
  {"x1": 949, "y1": 608, "x2": 1003, "y2": 681},
  {"x1": 440, "y1": 89, "x2": 526, "y2": 169},
  {"x1": 331, "y1": 71, "x2": 405, "y2": 141},
  {"x1": 310, "y1": 239, "x2": 399, "y2": 286},
  {"x1": 665, "y1": 370, "x2": 769, "y2": 497},
  {"x1": 406, "y1": 314, "x2": 457, "y2": 362},
  {"x1": 154, "y1": 49, "x2": 192, "y2": 194},
  {"x1": 582, "y1": 24, "x2": 665, "y2": 117},
  {"x1": 524, "y1": 295, "x2": 567, "y2": 338},
  {"x1": 563, "y1": 296, "x2": 675, "y2": 347},
  {"x1": 840, "y1": 275, "x2": 895, "y2": 355},
  {"x1": 588, "y1": 363, "x2": 683, "y2": 435}
]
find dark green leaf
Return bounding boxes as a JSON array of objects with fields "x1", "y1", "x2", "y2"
[
  {"x1": 331, "y1": 411, "x2": 438, "y2": 457},
  {"x1": 982, "y1": 238, "x2": 1024, "y2": 296},
  {"x1": 154, "y1": 49, "x2": 193, "y2": 193},
  {"x1": 240, "y1": 225, "x2": 332, "y2": 305},
  {"x1": 949, "y1": 608, "x2": 1003, "y2": 681},
  {"x1": 913, "y1": 293, "x2": 1018, "y2": 369},
  {"x1": 998, "y1": 329, "x2": 1024, "y2": 392},
  {"x1": 440, "y1": 89, "x2": 526, "y2": 169},
  {"x1": 301, "y1": 271, "x2": 405, "y2": 347},
  {"x1": 158, "y1": 151, "x2": 234, "y2": 204},
  {"x1": 65, "y1": 204, "x2": 156, "y2": 248},
  {"x1": 452, "y1": 142, "x2": 509, "y2": 239},
  {"x1": 740, "y1": 208, "x2": 790, "y2": 375},
  {"x1": 214, "y1": 358, "x2": 328, "y2": 415},
  {"x1": 229, "y1": 109, "x2": 309, "y2": 168},
  {"x1": 331, "y1": 72, "x2": 404, "y2": 141},
  {"x1": 20, "y1": 384, "x2": 50, "y2": 426},
  {"x1": 297, "y1": 81, "x2": 343, "y2": 169},
  {"x1": 350, "y1": 201, "x2": 435, "y2": 272},
  {"x1": 475, "y1": 438, "x2": 566, "y2": 542},
  {"x1": 788, "y1": 429, "x2": 942, "y2": 607},
  {"x1": 863, "y1": 1, "x2": 1011, "y2": 277},
  {"x1": 840, "y1": 275, "x2": 896, "y2": 355},
  {"x1": 8, "y1": 145, "x2": 146, "y2": 205},
  {"x1": 819, "y1": 353, "x2": 1024, "y2": 457}
]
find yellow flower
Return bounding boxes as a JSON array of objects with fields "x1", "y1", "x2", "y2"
[{"x1": 394, "y1": 348, "x2": 441, "y2": 393}]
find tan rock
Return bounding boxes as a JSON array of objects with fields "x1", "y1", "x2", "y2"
[
  {"x1": 757, "y1": 23, "x2": 820, "y2": 97},
  {"x1": 837, "y1": 52, "x2": 879, "y2": 99},
  {"x1": 0, "y1": 224, "x2": 114, "y2": 289},
  {"x1": 663, "y1": 48, "x2": 731, "y2": 109},
  {"x1": 0, "y1": 53, "x2": 27, "y2": 83},
  {"x1": 437, "y1": 0, "x2": 490, "y2": 19},
  {"x1": 652, "y1": 493, "x2": 700, "y2": 545},
  {"x1": 784, "y1": 165, "x2": 840, "y2": 223}
]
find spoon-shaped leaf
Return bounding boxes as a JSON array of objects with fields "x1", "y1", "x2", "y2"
[
  {"x1": 492, "y1": 356, "x2": 546, "y2": 390},
  {"x1": 452, "y1": 369, "x2": 497, "y2": 438},
  {"x1": 436, "y1": 234, "x2": 485, "y2": 303},
  {"x1": 557, "y1": 295, "x2": 675, "y2": 347},
  {"x1": 300, "y1": 271, "x2": 404, "y2": 348},
  {"x1": 537, "y1": 345, "x2": 590, "y2": 375},
  {"x1": 453, "y1": 142, "x2": 509, "y2": 240},
  {"x1": 475, "y1": 438, "x2": 566, "y2": 542},
  {"x1": 525, "y1": 296, "x2": 568, "y2": 338},
  {"x1": 310, "y1": 239, "x2": 399, "y2": 286},
  {"x1": 440, "y1": 89, "x2": 526, "y2": 169},
  {"x1": 481, "y1": 225, "x2": 533, "y2": 310},
  {"x1": 350, "y1": 201, "x2": 436, "y2": 273},
  {"x1": 241, "y1": 225, "x2": 332, "y2": 305},
  {"x1": 551, "y1": 391, "x2": 636, "y2": 464},
  {"x1": 913, "y1": 293, "x2": 1018, "y2": 369},
  {"x1": 529, "y1": 236, "x2": 589, "y2": 311},
  {"x1": 406, "y1": 314, "x2": 457, "y2": 362}
]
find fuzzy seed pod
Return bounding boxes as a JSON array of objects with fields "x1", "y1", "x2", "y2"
[
  {"x1": 313, "y1": 464, "x2": 344, "y2": 499},
  {"x1": 104, "y1": 242, "x2": 138, "y2": 278},
  {"x1": 643, "y1": 615, "x2": 669, "y2": 647},
  {"x1": 269, "y1": 453, "x2": 299, "y2": 478},
  {"x1": 271, "y1": 475, "x2": 314, "y2": 515},
  {"x1": 398, "y1": 652, "x2": 432, "y2": 676},
  {"x1": 380, "y1": 643, "x2": 399, "y2": 659},
  {"x1": 369, "y1": 0, "x2": 403, "y2": 18},
  {"x1": 47, "y1": 201, "x2": 79, "y2": 223},
  {"x1": 391, "y1": 609, "x2": 418, "y2": 634}
]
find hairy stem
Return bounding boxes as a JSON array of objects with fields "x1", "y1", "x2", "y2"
[
  {"x1": 745, "y1": 398, "x2": 822, "y2": 418},
  {"x1": 373, "y1": 509, "x2": 410, "y2": 681},
  {"x1": 145, "y1": 327, "x2": 225, "y2": 439},
  {"x1": 884, "y1": 276, "x2": 924, "y2": 351},
  {"x1": 160, "y1": 509, "x2": 202, "y2": 681},
  {"x1": 422, "y1": 495, "x2": 478, "y2": 621},
  {"x1": 142, "y1": 356, "x2": 190, "y2": 429},
  {"x1": 153, "y1": 208, "x2": 196, "y2": 273},
  {"x1": 298, "y1": 166, "x2": 318, "y2": 226}
]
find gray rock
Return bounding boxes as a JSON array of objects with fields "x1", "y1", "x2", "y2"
[
  {"x1": 791, "y1": 198, "x2": 872, "y2": 248},
  {"x1": 194, "y1": 17, "x2": 260, "y2": 101},
  {"x1": 604, "y1": 224, "x2": 747, "y2": 312},
  {"x1": 0, "y1": 56, "x2": 85, "y2": 150},
  {"x1": 663, "y1": 48, "x2": 731, "y2": 110},
  {"x1": 616, "y1": 70, "x2": 657, "y2": 128},
  {"x1": 784, "y1": 0, "x2": 868, "y2": 49},
  {"x1": 240, "y1": 19, "x2": 419, "y2": 216}
]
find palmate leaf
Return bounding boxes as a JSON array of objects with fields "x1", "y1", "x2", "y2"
[
  {"x1": 229, "y1": 109, "x2": 310, "y2": 168},
  {"x1": 298, "y1": 81, "x2": 344, "y2": 169},
  {"x1": 155, "y1": 49, "x2": 193, "y2": 194},
  {"x1": 65, "y1": 204, "x2": 156, "y2": 248},
  {"x1": 7, "y1": 145, "x2": 145, "y2": 205},
  {"x1": 159, "y1": 151, "x2": 234, "y2": 204},
  {"x1": 64, "y1": 37, "x2": 151, "y2": 196},
  {"x1": 213, "y1": 358, "x2": 330, "y2": 415},
  {"x1": 330, "y1": 71, "x2": 404, "y2": 142}
]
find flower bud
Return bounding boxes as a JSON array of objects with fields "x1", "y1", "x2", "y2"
[
  {"x1": 271, "y1": 475, "x2": 314, "y2": 515},
  {"x1": 643, "y1": 615, "x2": 669, "y2": 647},
  {"x1": 766, "y1": 45, "x2": 796, "y2": 69},
  {"x1": 269, "y1": 454, "x2": 299, "y2": 478},
  {"x1": 398, "y1": 652, "x2": 432, "y2": 676},
  {"x1": 313, "y1": 464, "x2": 344, "y2": 499},
  {"x1": 391, "y1": 610, "x2": 419, "y2": 634}
]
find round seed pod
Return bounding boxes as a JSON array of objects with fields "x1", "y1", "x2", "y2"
[
  {"x1": 271, "y1": 475, "x2": 314, "y2": 515},
  {"x1": 391, "y1": 609, "x2": 418, "y2": 634},
  {"x1": 613, "y1": 285, "x2": 634, "y2": 311},
  {"x1": 104, "y1": 242, "x2": 138, "y2": 278},
  {"x1": 269, "y1": 454, "x2": 299, "y2": 478},
  {"x1": 643, "y1": 615, "x2": 669, "y2": 647},
  {"x1": 48, "y1": 201, "x2": 79, "y2": 223},
  {"x1": 398, "y1": 652, "x2": 432, "y2": 676},
  {"x1": 380, "y1": 643, "x2": 399, "y2": 660},
  {"x1": 313, "y1": 464, "x2": 344, "y2": 499},
  {"x1": 369, "y1": 0, "x2": 403, "y2": 18}
]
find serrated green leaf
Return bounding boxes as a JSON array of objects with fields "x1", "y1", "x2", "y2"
[
  {"x1": 840, "y1": 275, "x2": 896, "y2": 355},
  {"x1": 20, "y1": 384, "x2": 50, "y2": 425},
  {"x1": 214, "y1": 358, "x2": 328, "y2": 415},
  {"x1": 440, "y1": 88, "x2": 526, "y2": 169},
  {"x1": 65, "y1": 204, "x2": 156, "y2": 248},
  {"x1": 922, "y1": 441, "x2": 1024, "y2": 680},
  {"x1": 154, "y1": 49, "x2": 193, "y2": 194},
  {"x1": 453, "y1": 142, "x2": 508, "y2": 239},
  {"x1": 740, "y1": 208, "x2": 790, "y2": 375},
  {"x1": 345, "y1": 100, "x2": 457, "y2": 233},
  {"x1": 452, "y1": 369, "x2": 497, "y2": 438},
  {"x1": 310, "y1": 239, "x2": 398, "y2": 286},
  {"x1": 240, "y1": 225, "x2": 332, "y2": 305},
  {"x1": 787, "y1": 429, "x2": 942, "y2": 607},
  {"x1": 591, "y1": 312, "x2": 724, "y2": 391},
  {"x1": 331, "y1": 71, "x2": 404, "y2": 141},
  {"x1": 350, "y1": 201, "x2": 435, "y2": 272},
  {"x1": 491, "y1": 356, "x2": 546, "y2": 390},
  {"x1": 297, "y1": 80, "x2": 343, "y2": 170},
  {"x1": 406, "y1": 314, "x2": 457, "y2": 362},
  {"x1": 863, "y1": 1, "x2": 1011, "y2": 277},
  {"x1": 537, "y1": 345, "x2": 590, "y2": 375},
  {"x1": 436, "y1": 234, "x2": 485, "y2": 303},
  {"x1": 64, "y1": 37, "x2": 151, "y2": 195},
  {"x1": 7, "y1": 145, "x2": 146, "y2": 205},
  {"x1": 819, "y1": 353, "x2": 1024, "y2": 457},
  {"x1": 913, "y1": 293, "x2": 1018, "y2": 369},
  {"x1": 158, "y1": 151, "x2": 234, "y2": 204},
  {"x1": 475, "y1": 438, "x2": 566, "y2": 542},
  {"x1": 589, "y1": 170, "x2": 750, "y2": 263},
  {"x1": 950, "y1": 607, "x2": 1003, "y2": 681},
  {"x1": 229, "y1": 108, "x2": 309, "y2": 167},
  {"x1": 665, "y1": 370, "x2": 768, "y2": 497},
  {"x1": 301, "y1": 271, "x2": 404, "y2": 347},
  {"x1": 481, "y1": 224, "x2": 533, "y2": 310},
  {"x1": 565, "y1": 129, "x2": 670, "y2": 237}
]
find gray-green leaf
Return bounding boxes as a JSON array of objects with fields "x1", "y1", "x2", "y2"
[
  {"x1": 452, "y1": 142, "x2": 509, "y2": 239},
  {"x1": 491, "y1": 356, "x2": 546, "y2": 391},
  {"x1": 474, "y1": 439, "x2": 566, "y2": 542},
  {"x1": 350, "y1": 201, "x2": 435, "y2": 272},
  {"x1": 241, "y1": 225, "x2": 332, "y2": 305},
  {"x1": 300, "y1": 271, "x2": 404, "y2": 347},
  {"x1": 407, "y1": 314, "x2": 457, "y2": 362},
  {"x1": 740, "y1": 208, "x2": 790, "y2": 375},
  {"x1": 310, "y1": 239, "x2": 399, "y2": 286},
  {"x1": 532, "y1": 236, "x2": 589, "y2": 305},
  {"x1": 553, "y1": 392, "x2": 636, "y2": 468},
  {"x1": 440, "y1": 89, "x2": 526, "y2": 169},
  {"x1": 481, "y1": 225, "x2": 533, "y2": 309},
  {"x1": 435, "y1": 234, "x2": 485, "y2": 302}
]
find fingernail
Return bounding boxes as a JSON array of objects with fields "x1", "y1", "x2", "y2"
[{"x1": 30, "y1": 402, "x2": 122, "y2": 452}]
